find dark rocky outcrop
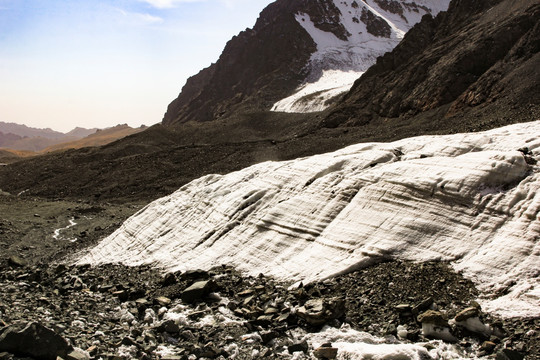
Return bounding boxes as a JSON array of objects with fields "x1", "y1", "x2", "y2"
[
  {"x1": 323, "y1": 0, "x2": 540, "y2": 130},
  {"x1": 162, "y1": 0, "x2": 317, "y2": 125}
]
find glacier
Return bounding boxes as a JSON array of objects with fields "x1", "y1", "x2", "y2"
[
  {"x1": 271, "y1": 0, "x2": 451, "y2": 113},
  {"x1": 78, "y1": 121, "x2": 540, "y2": 318}
]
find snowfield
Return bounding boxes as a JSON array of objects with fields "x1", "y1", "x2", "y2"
[
  {"x1": 272, "y1": 0, "x2": 451, "y2": 112},
  {"x1": 78, "y1": 121, "x2": 540, "y2": 319}
]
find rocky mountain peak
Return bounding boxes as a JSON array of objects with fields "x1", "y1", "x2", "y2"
[{"x1": 162, "y1": 0, "x2": 450, "y2": 126}]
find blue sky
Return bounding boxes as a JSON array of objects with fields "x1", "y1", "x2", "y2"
[{"x1": 0, "y1": 0, "x2": 273, "y2": 132}]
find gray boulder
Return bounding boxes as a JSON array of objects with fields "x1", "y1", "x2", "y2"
[
  {"x1": 181, "y1": 280, "x2": 215, "y2": 303},
  {"x1": 297, "y1": 298, "x2": 345, "y2": 326},
  {"x1": 0, "y1": 322, "x2": 72, "y2": 360}
]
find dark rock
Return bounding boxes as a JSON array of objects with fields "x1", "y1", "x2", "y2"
[
  {"x1": 253, "y1": 315, "x2": 274, "y2": 326},
  {"x1": 314, "y1": 346, "x2": 338, "y2": 359},
  {"x1": 417, "y1": 310, "x2": 448, "y2": 326},
  {"x1": 8, "y1": 256, "x2": 27, "y2": 268},
  {"x1": 455, "y1": 307, "x2": 479, "y2": 322},
  {"x1": 179, "y1": 269, "x2": 209, "y2": 281},
  {"x1": 260, "y1": 330, "x2": 279, "y2": 344},
  {"x1": 180, "y1": 280, "x2": 215, "y2": 303},
  {"x1": 0, "y1": 322, "x2": 72, "y2": 360},
  {"x1": 480, "y1": 341, "x2": 496, "y2": 354},
  {"x1": 297, "y1": 298, "x2": 345, "y2": 326},
  {"x1": 113, "y1": 290, "x2": 129, "y2": 302},
  {"x1": 161, "y1": 273, "x2": 177, "y2": 286},
  {"x1": 496, "y1": 349, "x2": 525, "y2": 360},
  {"x1": 288, "y1": 340, "x2": 308, "y2": 354},
  {"x1": 412, "y1": 297, "x2": 433, "y2": 314},
  {"x1": 157, "y1": 320, "x2": 180, "y2": 334}
]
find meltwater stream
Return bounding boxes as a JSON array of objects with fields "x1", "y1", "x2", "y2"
[{"x1": 52, "y1": 217, "x2": 78, "y2": 242}]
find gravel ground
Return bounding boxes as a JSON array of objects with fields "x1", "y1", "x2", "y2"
[{"x1": 0, "y1": 195, "x2": 538, "y2": 359}]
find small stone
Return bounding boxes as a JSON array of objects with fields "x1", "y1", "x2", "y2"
[
  {"x1": 237, "y1": 289, "x2": 255, "y2": 297},
  {"x1": 112, "y1": 290, "x2": 128, "y2": 302},
  {"x1": 260, "y1": 330, "x2": 279, "y2": 344},
  {"x1": 254, "y1": 315, "x2": 274, "y2": 325},
  {"x1": 155, "y1": 296, "x2": 172, "y2": 306},
  {"x1": 395, "y1": 304, "x2": 411, "y2": 312},
  {"x1": 396, "y1": 325, "x2": 408, "y2": 340},
  {"x1": 276, "y1": 312, "x2": 290, "y2": 322},
  {"x1": 157, "y1": 320, "x2": 181, "y2": 334},
  {"x1": 288, "y1": 340, "x2": 308, "y2": 354},
  {"x1": 413, "y1": 297, "x2": 433, "y2": 314},
  {"x1": 264, "y1": 307, "x2": 279, "y2": 314},
  {"x1": 455, "y1": 307, "x2": 479, "y2": 322},
  {"x1": 66, "y1": 348, "x2": 91, "y2": 360},
  {"x1": 417, "y1": 310, "x2": 447, "y2": 326},
  {"x1": 86, "y1": 345, "x2": 98, "y2": 355},
  {"x1": 8, "y1": 255, "x2": 27, "y2": 268},
  {"x1": 161, "y1": 273, "x2": 177, "y2": 286},
  {"x1": 136, "y1": 298, "x2": 149, "y2": 309},
  {"x1": 313, "y1": 346, "x2": 338, "y2": 359},
  {"x1": 480, "y1": 341, "x2": 496, "y2": 353}
]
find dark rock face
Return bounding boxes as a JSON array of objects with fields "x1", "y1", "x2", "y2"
[
  {"x1": 324, "y1": 0, "x2": 540, "y2": 129},
  {"x1": 162, "y1": 0, "x2": 317, "y2": 125},
  {"x1": 361, "y1": 8, "x2": 392, "y2": 37}
]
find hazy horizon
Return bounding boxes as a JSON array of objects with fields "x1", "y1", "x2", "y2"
[{"x1": 0, "y1": 0, "x2": 274, "y2": 133}]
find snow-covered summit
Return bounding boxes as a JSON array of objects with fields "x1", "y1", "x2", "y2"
[
  {"x1": 78, "y1": 120, "x2": 540, "y2": 319},
  {"x1": 272, "y1": 0, "x2": 450, "y2": 113}
]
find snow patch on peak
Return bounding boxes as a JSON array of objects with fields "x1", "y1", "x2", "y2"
[
  {"x1": 270, "y1": 69, "x2": 364, "y2": 113},
  {"x1": 272, "y1": 0, "x2": 450, "y2": 113},
  {"x1": 78, "y1": 120, "x2": 540, "y2": 318}
]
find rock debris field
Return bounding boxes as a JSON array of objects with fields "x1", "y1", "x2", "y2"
[{"x1": 0, "y1": 259, "x2": 538, "y2": 360}]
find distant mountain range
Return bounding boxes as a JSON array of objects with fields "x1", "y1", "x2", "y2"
[
  {"x1": 0, "y1": 122, "x2": 144, "y2": 158},
  {"x1": 0, "y1": 121, "x2": 97, "y2": 140}
]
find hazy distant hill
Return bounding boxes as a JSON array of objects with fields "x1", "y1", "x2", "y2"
[
  {"x1": 42, "y1": 125, "x2": 145, "y2": 153},
  {"x1": 0, "y1": 121, "x2": 66, "y2": 140},
  {"x1": 0, "y1": 122, "x2": 143, "y2": 156},
  {"x1": 65, "y1": 127, "x2": 99, "y2": 138},
  {"x1": 0, "y1": 132, "x2": 23, "y2": 147},
  {"x1": 0, "y1": 121, "x2": 99, "y2": 152}
]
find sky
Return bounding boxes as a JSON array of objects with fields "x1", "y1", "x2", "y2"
[{"x1": 0, "y1": 0, "x2": 274, "y2": 132}]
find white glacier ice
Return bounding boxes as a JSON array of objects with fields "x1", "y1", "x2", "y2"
[
  {"x1": 271, "y1": 0, "x2": 451, "y2": 113},
  {"x1": 305, "y1": 324, "x2": 483, "y2": 359},
  {"x1": 78, "y1": 121, "x2": 540, "y2": 318}
]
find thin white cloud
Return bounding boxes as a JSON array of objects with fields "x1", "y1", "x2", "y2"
[
  {"x1": 140, "y1": 0, "x2": 206, "y2": 9},
  {"x1": 117, "y1": 8, "x2": 164, "y2": 24}
]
